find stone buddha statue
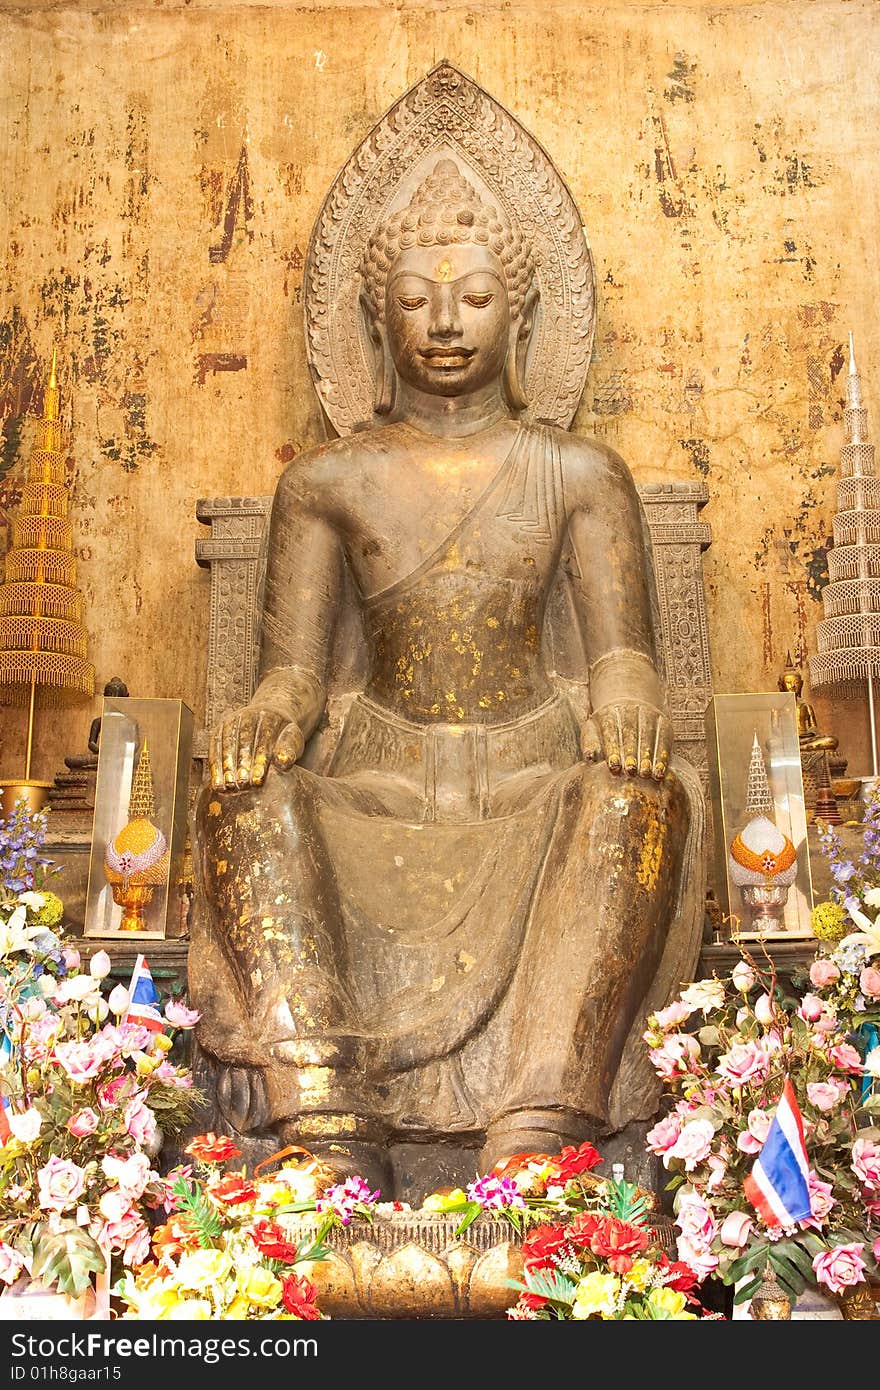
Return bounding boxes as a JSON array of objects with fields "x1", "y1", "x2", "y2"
[{"x1": 189, "y1": 66, "x2": 705, "y2": 1193}]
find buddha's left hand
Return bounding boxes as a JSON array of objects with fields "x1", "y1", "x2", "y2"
[{"x1": 581, "y1": 701, "x2": 671, "y2": 780}]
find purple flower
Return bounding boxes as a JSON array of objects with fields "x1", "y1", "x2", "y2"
[
  {"x1": 316, "y1": 1176, "x2": 380, "y2": 1225},
  {"x1": 465, "y1": 1175, "x2": 526, "y2": 1210}
]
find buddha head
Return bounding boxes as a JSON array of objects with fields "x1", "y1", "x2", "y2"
[
  {"x1": 777, "y1": 653, "x2": 804, "y2": 699},
  {"x1": 361, "y1": 159, "x2": 538, "y2": 414}
]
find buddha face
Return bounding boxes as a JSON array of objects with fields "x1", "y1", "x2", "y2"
[{"x1": 384, "y1": 243, "x2": 512, "y2": 397}]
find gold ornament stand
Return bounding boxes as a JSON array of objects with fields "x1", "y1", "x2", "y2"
[{"x1": 0, "y1": 348, "x2": 93, "y2": 810}]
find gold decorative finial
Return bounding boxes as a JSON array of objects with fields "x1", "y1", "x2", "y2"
[
  {"x1": 128, "y1": 740, "x2": 156, "y2": 821},
  {"x1": 44, "y1": 346, "x2": 60, "y2": 423}
]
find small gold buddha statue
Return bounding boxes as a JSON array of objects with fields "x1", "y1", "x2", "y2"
[{"x1": 778, "y1": 654, "x2": 839, "y2": 754}]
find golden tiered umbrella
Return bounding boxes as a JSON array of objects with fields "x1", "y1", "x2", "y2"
[
  {"x1": 103, "y1": 740, "x2": 170, "y2": 933},
  {"x1": 0, "y1": 350, "x2": 94, "y2": 813}
]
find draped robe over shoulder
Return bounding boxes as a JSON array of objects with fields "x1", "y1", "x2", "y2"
[{"x1": 191, "y1": 423, "x2": 705, "y2": 1142}]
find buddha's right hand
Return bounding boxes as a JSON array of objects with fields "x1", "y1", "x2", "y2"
[{"x1": 209, "y1": 706, "x2": 305, "y2": 791}]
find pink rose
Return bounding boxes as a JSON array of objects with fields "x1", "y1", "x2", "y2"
[
  {"x1": 829, "y1": 1042, "x2": 864, "y2": 1073},
  {"x1": 124, "y1": 1095, "x2": 157, "y2": 1148},
  {"x1": 54, "y1": 1036, "x2": 116, "y2": 1083},
  {"x1": 164, "y1": 1000, "x2": 201, "y2": 1029},
  {"x1": 737, "y1": 1131, "x2": 762, "y2": 1154},
  {"x1": 797, "y1": 993, "x2": 825, "y2": 1023},
  {"x1": 807, "y1": 1171, "x2": 836, "y2": 1227},
  {"x1": 649, "y1": 1032, "x2": 701, "y2": 1080},
  {"x1": 807, "y1": 1080, "x2": 848, "y2": 1113},
  {"x1": 716, "y1": 1037, "x2": 772, "y2": 1086},
  {"x1": 97, "y1": 1076, "x2": 130, "y2": 1110},
  {"x1": 676, "y1": 1191, "x2": 718, "y2": 1245},
  {"x1": 859, "y1": 967, "x2": 880, "y2": 999},
  {"x1": 668, "y1": 1119, "x2": 715, "y2": 1171},
  {"x1": 874, "y1": 1236, "x2": 880, "y2": 1264},
  {"x1": 810, "y1": 959, "x2": 840, "y2": 988},
  {"x1": 653, "y1": 1000, "x2": 694, "y2": 1030},
  {"x1": 851, "y1": 1135, "x2": 880, "y2": 1191},
  {"x1": 0, "y1": 1242, "x2": 28, "y2": 1285},
  {"x1": 67, "y1": 1107, "x2": 99, "y2": 1138},
  {"x1": 646, "y1": 1114, "x2": 681, "y2": 1156},
  {"x1": 37, "y1": 1156, "x2": 87, "y2": 1212},
  {"x1": 96, "y1": 1209, "x2": 151, "y2": 1267},
  {"x1": 676, "y1": 1234, "x2": 719, "y2": 1279},
  {"x1": 748, "y1": 1108, "x2": 772, "y2": 1143},
  {"x1": 812, "y1": 1243, "x2": 866, "y2": 1294},
  {"x1": 719, "y1": 1211, "x2": 753, "y2": 1248}
]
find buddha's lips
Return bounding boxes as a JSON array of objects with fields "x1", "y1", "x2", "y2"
[{"x1": 420, "y1": 347, "x2": 475, "y2": 364}]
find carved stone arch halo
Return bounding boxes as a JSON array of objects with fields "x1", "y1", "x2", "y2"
[{"x1": 304, "y1": 61, "x2": 596, "y2": 435}]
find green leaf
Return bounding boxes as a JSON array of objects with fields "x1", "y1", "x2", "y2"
[
  {"x1": 728, "y1": 1242, "x2": 769, "y2": 1281},
  {"x1": 517, "y1": 1267, "x2": 578, "y2": 1305},
  {"x1": 454, "y1": 1202, "x2": 484, "y2": 1236},
  {"x1": 733, "y1": 1275, "x2": 761, "y2": 1304},
  {"x1": 769, "y1": 1251, "x2": 806, "y2": 1296},
  {"x1": 782, "y1": 1239, "x2": 818, "y2": 1283},
  {"x1": 30, "y1": 1223, "x2": 106, "y2": 1300},
  {"x1": 601, "y1": 1178, "x2": 650, "y2": 1227},
  {"x1": 170, "y1": 1175, "x2": 222, "y2": 1248}
]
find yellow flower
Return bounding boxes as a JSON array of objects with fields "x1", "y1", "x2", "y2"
[
  {"x1": 134, "y1": 1051, "x2": 161, "y2": 1076},
  {"x1": 237, "y1": 1265, "x2": 283, "y2": 1308},
  {"x1": 222, "y1": 1296, "x2": 253, "y2": 1319},
  {"x1": 810, "y1": 900, "x2": 848, "y2": 943},
  {"x1": 117, "y1": 1275, "x2": 180, "y2": 1320},
  {"x1": 151, "y1": 1033, "x2": 174, "y2": 1054},
  {"x1": 571, "y1": 1271, "x2": 621, "y2": 1319},
  {"x1": 623, "y1": 1259, "x2": 652, "y2": 1292},
  {"x1": 647, "y1": 1286, "x2": 696, "y2": 1319},
  {"x1": 422, "y1": 1189, "x2": 468, "y2": 1212},
  {"x1": 166, "y1": 1300, "x2": 213, "y2": 1320},
  {"x1": 174, "y1": 1249, "x2": 233, "y2": 1287}
]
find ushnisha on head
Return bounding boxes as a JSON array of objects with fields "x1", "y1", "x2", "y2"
[{"x1": 361, "y1": 158, "x2": 538, "y2": 412}]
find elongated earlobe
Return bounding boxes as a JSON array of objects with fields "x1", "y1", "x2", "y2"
[
  {"x1": 360, "y1": 291, "x2": 396, "y2": 416},
  {"x1": 503, "y1": 282, "x2": 539, "y2": 413}
]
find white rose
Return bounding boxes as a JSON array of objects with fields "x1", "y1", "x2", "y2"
[{"x1": 8, "y1": 1108, "x2": 42, "y2": 1144}]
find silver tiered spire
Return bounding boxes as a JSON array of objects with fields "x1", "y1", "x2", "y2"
[{"x1": 809, "y1": 332, "x2": 880, "y2": 775}]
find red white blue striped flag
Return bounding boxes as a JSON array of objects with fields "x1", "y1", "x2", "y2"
[
  {"x1": 122, "y1": 953, "x2": 165, "y2": 1034},
  {"x1": 744, "y1": 1077, "x2": 812, "y2": 1227}
]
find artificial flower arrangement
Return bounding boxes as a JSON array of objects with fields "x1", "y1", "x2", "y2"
[
  {"x1": 643, "y1": 946, "x2": 880, "y2": 1309},
  {"x1": 116, "y1": 1132, "x2": 718, "y2": 1322},
  {"x1": 0, "y1": 800, "x2": 200, "y2": 1304}
]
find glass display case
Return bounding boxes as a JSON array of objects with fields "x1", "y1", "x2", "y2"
[
  {"x1": 84, "y1": 697, "x2": 193, "y2": 939},
  {"x1": 706, "y1": 692, "x2": 814, "y2": 938}
]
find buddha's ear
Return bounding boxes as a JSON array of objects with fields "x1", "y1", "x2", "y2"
[
  {"x1": 359, "y1": 290, "x2": 396, "y2": 416},
  {"x1": 504, "y1": 279, "x2": 539, "y2": 413}
]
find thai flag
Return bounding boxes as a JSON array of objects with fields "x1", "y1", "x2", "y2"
[
  {"x1": 123, "y1": 953, "x2": 165, "y2": 1034},
  {"x1": 744, "y1": 1077, "x2": 812, "y2": 1227},
  {"x1": 0, "y1": 1030, "x2": 13, "y2": 1145}
]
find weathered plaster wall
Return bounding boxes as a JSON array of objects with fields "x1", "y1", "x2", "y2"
[{"x1": 1, "y1": 0, "x2": 878, "y2": 782}]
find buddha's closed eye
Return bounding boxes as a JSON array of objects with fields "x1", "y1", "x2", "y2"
[
  {"x1": 461, "y1": 293, "x2": 494, "y2": 308},
  {"x1": 397, "y1": 296, "x2": 429, "y2": 311}
]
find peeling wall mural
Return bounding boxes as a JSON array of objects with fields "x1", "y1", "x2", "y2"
[{"x1": 1, "y1": 0, "x2": 878, "y2": 780}]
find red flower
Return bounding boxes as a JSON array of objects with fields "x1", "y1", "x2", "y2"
[
  {"x1": 250, "y1": 1220, "x2": 300, "y2": 1263},
  {"x1": 522, "y1": 1224, "x2": 569, "y2": 1272},
  {"x1": 210, "y1": 1173, "x2": 257, "y2": 1205},
  {"x1": 281, "y1": 1274, "x2": 321, "y2": 1321},
  {"x1": 184, "y1": 1132, "x2": 242, "y2": 1163},
  {"x1": 491, "y1": 1151, "x2": 553, "y2": 1180},
  {"x1": 657, "y1": 1254, "x2": 703, "y2": 1304},
  {"x1": 551, "y1": 1142, "x2": 602, "y2": 1183},
  {"x1": 151, "y1": 1215, "x2": 200, "y2": 1269},
  {"x1": 585, "y1": 1216, "x2": 649, "y2": 1275},
  {"x1": 565, "y1": 1212, "x2": 603, "y2": 1249}
]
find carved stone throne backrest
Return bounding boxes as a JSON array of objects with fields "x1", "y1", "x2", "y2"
[{"x1": 194, "y1": 482, "x2": 713, "y2": 783}]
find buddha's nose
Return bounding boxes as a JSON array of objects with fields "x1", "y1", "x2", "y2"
[{"x1": 428, "y1": 287, "x2": 462, "y2": 339}]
